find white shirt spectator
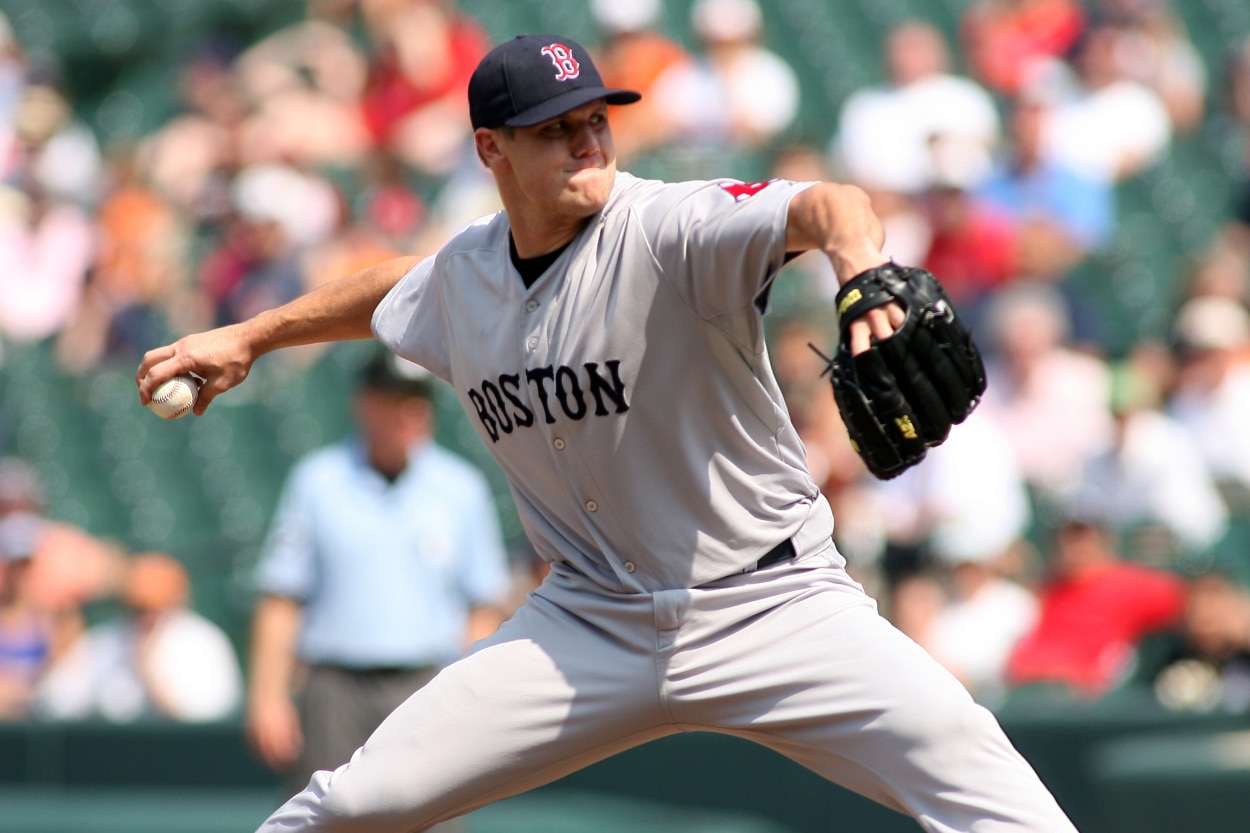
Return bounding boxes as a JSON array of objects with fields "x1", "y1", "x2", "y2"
[
  {"x1": 874, "y1": 411, "x2": 1038, "y2": 706},
  {"x1": 928, "y1": 576, "x2": 1039, "y2": 705},
  {"x1": 37, "y1": 608, "x2": 243, "y2": 722},
  {"x1": 0, "y1": 188, "x2": 94, "y2": 343},
  {"x1": 874, "y1": 409, "x2": 1032, "y2": 565},
  {"x1": 1170, "y1": 361, "x2": 1250, "y2": 492},
  {"x1": 651, "y1": 0, "x2": 799, "y2": 151},
  {"x1": 1036, "y1": 25, "x2": 1173, "y2": 183},
  {"x1": 977, "y1": 283, "x2": 1114, "y2": 499},
  {"x1": 835, "y1": 73, "x2": 1001, "y2": 194},
  {"x1": 1167, "y1": 296, "x2": 1250, "y2": 494},
  {"x1": 1075, "y1": 407, "x2": 1229, "y2": 557},
  {"x1": 831, "y1": 21, "x2": 1000, "y2": 194},
  {"x1": 1041, "y1": 78, "x2": 1172, "y2": 183},
  {"x1": 35, "y1": 553, "x2": 242, "y2": 723}
]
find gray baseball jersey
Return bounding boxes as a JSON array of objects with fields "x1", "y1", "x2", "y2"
[
  {"x1": 374, "y1": 172, "x2": 832, "y2": 591},
  {"x1": 260, "y1": 170, "x2": 1080, "y2": 833}
]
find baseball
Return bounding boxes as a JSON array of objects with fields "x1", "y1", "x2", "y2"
[{"x1": 148, "y1": 374, "x2": 200, "y2": 420}]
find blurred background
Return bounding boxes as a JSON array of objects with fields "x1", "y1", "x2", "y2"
[{"x1": 1, "y1": 0, "x2": 1250, "y2": 831}]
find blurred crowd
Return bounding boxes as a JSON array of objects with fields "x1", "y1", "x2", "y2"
[
  {"x1": 774, "y1": 0, "x2": 1250, "y2": 711},
  {"x1": 0, "y1": 456, "x2": 242, "y2": 721},
  {"x1": 2, "y1": 0, "x2": 1250, "y2": 730}
]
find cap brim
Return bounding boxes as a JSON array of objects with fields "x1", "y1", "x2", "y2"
[{"x1": 504, "y1": 87, "x2": 641, "y2": 128}]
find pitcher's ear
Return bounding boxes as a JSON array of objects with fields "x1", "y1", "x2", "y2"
[{"x1": 475, "y1": 127, "x2": 505, "y2": 168}]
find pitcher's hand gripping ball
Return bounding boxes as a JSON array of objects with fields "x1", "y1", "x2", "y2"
[
  {"x1": 813, "y1": 263, "x2": 987, "y2": 480},
  {"x1": 147, "y1": 374, "x2": 201, "y2": 420}
]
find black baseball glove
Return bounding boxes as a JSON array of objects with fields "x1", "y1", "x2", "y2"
[{"x1": 811, "y1": 263, "x2": 987, "y2": 480}]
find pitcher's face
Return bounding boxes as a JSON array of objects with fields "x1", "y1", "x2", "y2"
[{"x1": 488, "y1": 100, "x2": 618, "y2": 224}]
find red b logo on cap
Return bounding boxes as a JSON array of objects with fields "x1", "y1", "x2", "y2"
[{"x1": 541, "y1": 44, "x2": 580, "y2": 81}]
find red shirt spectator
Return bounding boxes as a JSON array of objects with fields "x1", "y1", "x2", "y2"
[
  {"x1": 358, "y1": 0, "x2": 489, "y2": 146},
  {"x1": 920, "y1": 136, "x2": 1018, "y2": 309},
  {"x1": 1007, "y1": 517, "x2": 1186, "y2": 694},
  {"x1": 961, "y1": 0, "x2": 1086, "y2": 96},
  {"x1": 922, "y1": 191, "x2": 1017, "y2": 308}
]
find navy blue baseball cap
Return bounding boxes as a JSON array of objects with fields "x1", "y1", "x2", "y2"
[{"x1": 469, "y1": 34, "x2": 640, "y2": 130}]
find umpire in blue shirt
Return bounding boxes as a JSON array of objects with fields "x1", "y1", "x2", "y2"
[{"x1": 246, "y1": 347, "x2": 513, "y2": 800}]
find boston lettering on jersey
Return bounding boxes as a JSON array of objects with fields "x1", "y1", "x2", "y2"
[{"x1": 467, "y1": 360, "x2": 630, "y2": 442}]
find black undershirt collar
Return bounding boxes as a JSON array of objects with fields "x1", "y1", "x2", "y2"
[{"x1": 509, "y1": 234, "x2": 569, "y2": 289}]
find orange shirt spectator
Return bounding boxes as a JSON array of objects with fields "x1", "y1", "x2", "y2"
[
  {"x1": 589, "y1": 0, "x2": 694, "y2": 163},
  {"x1": 56, "y1": 152, "x2": 193, "y2": 372}
]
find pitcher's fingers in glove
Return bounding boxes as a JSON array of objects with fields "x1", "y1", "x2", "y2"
[
  {"x1": 873, "y1": 329, "x2": 957, "y2": 445},
  {"x1": 814, "y1": 342, "x2": 928, "y2": 479},
  {"x1": 837, "y1": 263, "x2": 986, "y2": 431},
  {"x1": 814, "y1": 263, "x2": 986, "y2": 479},
  {"x1": 914, "y1": 296, "x2": 987, "y2": 421}
]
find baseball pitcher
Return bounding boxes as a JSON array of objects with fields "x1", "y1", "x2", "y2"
[{"x1": 137, "y1": 34, "x2": 1077, "y2": 833}]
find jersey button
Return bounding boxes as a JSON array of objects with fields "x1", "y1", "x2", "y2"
[
  {"x1": 585, "y1": 500, "x2": 598, "y2": 512},
  {"x1": 525, "y1": 300, "x2": 539, "y2": 312},
  {"x1": 624, "y1": 561, "x2": 636, "y2": 573},
  {"x1": 553, "y1": 438, "x2": 566, "y2": 450},
  {"x1": 527, "y1": 337, "x2": 538, "y2": 350}
]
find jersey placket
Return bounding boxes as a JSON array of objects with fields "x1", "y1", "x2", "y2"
[
  {"x1": 518, "y1": 273, "x2": 641, "y2": 587},
  {"x1": 520, "y1": 292, "x2": 600, "y2": 518}
]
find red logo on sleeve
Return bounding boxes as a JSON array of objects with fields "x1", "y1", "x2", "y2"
[
  {"x1": 541, "y1": 44, "x2": 581, "y2": 81},
  {"x1": 718, "y1": 180, "x2": 773, "y2": 202}
]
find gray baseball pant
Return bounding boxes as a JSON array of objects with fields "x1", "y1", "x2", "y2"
[{"x1": 256, "y1": 544, "x2": 1079, "y2": 832}]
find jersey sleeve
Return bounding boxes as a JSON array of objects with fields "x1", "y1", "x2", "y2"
[
  {"x1": 643, "y1": 178, "x2": 815, "y2": 319},
  {"x1": 372, "y1": 255, "x2": 454, "y2": 382}
]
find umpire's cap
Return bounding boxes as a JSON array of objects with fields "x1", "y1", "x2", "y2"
[
  {"x1": 359, "y1": 348, "x2": 435, "y2": 400},
  {"x1": 468, "y1": 34, "x2": 640, "y2": 130}
]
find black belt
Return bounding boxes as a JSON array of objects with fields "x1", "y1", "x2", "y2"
[
  {"x1": 333, "y1": 665, "x2": 435, "y2": 677},
  {"x1": 753, "y1": 538, "x2": 796, "y2": 571}
]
